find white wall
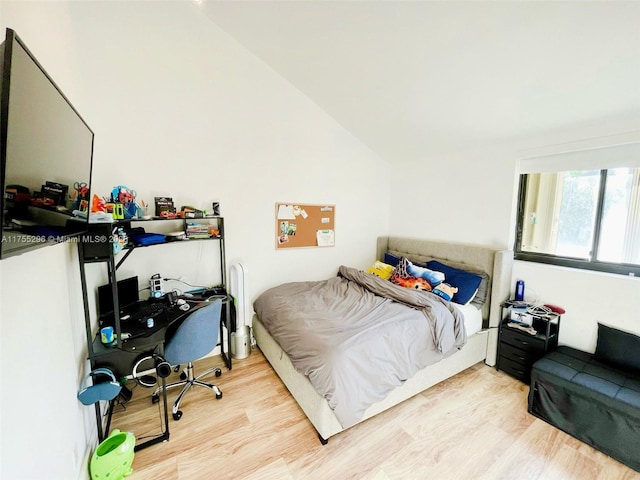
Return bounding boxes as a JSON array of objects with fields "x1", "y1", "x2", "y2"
[
  {"x1": 389, "y1": 143, "x2": 517, "y2": 249},
  {"x1": 389, "y1": 126, "x2": 640, "y2": 354},
  {"x1": 0, "y1": 243, "x2": 93, "y2": 480},
  {"x1": 0, "y1": 2, "x2": 390, "y2": 479}
]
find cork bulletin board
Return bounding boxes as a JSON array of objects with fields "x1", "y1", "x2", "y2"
[{"x1": 275, "y1": 203, "x2": 335, "y2": 249}]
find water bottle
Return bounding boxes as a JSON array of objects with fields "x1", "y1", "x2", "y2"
[{"x1": 515, "y1": 280, "x2": 525, "y2": 301}]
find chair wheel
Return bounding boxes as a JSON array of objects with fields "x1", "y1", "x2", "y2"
[
  {"x1": 151, "y1": 394, "x2": 159, "y2": 404},
  {"x1": 180, "y1": 372, "x2": 187, "y2": 381},
  {"x1": 215, "y1": 368, "x2": 222, "y2": 377},
  {"x1": 216, "y1": 392, "x2": 223, "y2": 399},
  {"x1": 173, "y1": 411, "x2": 183, "y2": 421},
  {"x1": 173, "y1": 365, "x2": 181, "y2": 373}
]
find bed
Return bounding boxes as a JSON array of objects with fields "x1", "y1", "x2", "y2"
[{"x1": 252, "y1": 236, "x2": 513, "y2": 443}]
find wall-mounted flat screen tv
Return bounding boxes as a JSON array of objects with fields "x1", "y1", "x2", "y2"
[{"x1": 0, "y1": 28, "x2": 94, "y2": 259}]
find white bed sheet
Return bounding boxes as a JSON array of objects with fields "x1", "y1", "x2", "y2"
[{"x1": 454, "y1": 302, "x2": 483, "y2": 336}]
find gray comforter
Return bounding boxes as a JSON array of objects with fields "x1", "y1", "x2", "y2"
[{"x1": 253, "y1": 266, "x2": 467, "y2": 428}]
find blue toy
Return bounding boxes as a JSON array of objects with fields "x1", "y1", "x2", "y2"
[
  {"x1": 111, "y1": 185, "x2": 138, "y2": 219},
  {"x1": 407, "y1": 262, "x2": 445, "y2": 287}
]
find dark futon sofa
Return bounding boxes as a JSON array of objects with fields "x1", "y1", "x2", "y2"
[{"x1": 528, "y1": 323, "x2": 640, "y2": 472}]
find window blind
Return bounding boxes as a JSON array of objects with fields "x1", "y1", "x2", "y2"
[{"x1": 518, "y1": 141, "x2": 640, "y2": 174}]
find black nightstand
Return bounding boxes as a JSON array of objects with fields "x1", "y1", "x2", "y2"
[{"x1": 496, "y1": 301, "x2": 562, "y2": 383}]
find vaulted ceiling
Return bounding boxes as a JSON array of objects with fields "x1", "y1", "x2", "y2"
[{"x1": 201, "y1": 1, "x2": 640, "y2": 163}]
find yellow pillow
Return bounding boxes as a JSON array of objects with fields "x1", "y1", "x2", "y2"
[{"x1": 367, "y1": 261, "x2": 394, "y2": 280}]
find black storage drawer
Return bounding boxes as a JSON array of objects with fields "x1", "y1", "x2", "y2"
[
  {"x1": 498, "y1": 356, "x2": 530, "y2": 383},
  {"x1": 501, "y1": 327, "x2": 546, "y2": 353},
  {"x1": 499, "y1": 342, "x2": 545, "y2": 366}
]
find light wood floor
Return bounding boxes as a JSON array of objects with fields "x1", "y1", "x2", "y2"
[{"x1": 109, "y1": 349, "x2": 640, "y2": 480}]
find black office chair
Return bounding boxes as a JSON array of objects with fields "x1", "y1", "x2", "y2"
[{"x1": 152, "y1": 299, "x2": 223, "y2": 420}]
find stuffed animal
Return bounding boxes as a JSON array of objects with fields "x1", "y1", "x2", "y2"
[
  {"x1": 432, "y1": 283, "x2": 458, "y2": 301},
  {"x1": 367, "y1": 261, "x2": 394, "y2": 280},
  {"x1": 406, "y1": 262, "x2": 445, "y2": 287},
  {"x1": 390, "y1": 274, "x2": 433, "y2": 292}
]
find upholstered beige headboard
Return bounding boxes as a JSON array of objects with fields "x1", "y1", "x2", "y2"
[{"x1": 376, "y1": 236, "x2": 513, "y2": 366}]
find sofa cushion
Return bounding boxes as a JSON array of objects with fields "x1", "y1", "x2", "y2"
[
  {"x1": 532, "y1": 346, "x2": 640, "y2": 415},
  {"x1": 594, "y1": 323, "x2": 640, "y2": 373}
]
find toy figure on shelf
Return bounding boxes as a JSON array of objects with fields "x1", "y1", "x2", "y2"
[
  {"x1": 105, "y1": 203, "x2": 124, "y2": 220},
  {"x1": 91, "y1": 194, "x2": 106, "y2": 213},
  {"x1": 111, "y1": 185, "x2": 138, "y2": 219},
  {"x1": 111, "y1": 185, "x2": 136, "y2": 204}
]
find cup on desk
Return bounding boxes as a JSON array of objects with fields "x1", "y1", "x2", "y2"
[{"x1": 100, "y1": 326, "x2": 115, "y2": 345}]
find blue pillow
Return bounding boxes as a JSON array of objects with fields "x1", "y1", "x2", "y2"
[
  {"x1": 384, "y1": 252, "x2": 401, "y2": 267},
  {"x1": 425, "y1": 260, "x2": 483, "y2": 305}
]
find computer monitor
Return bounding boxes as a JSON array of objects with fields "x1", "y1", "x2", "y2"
[{"x1": 97, "y1": 276, "x2": 140, "y2": 320}]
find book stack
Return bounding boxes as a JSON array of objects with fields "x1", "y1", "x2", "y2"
[{"x1": 185, "y1": 222, "x2": 210, "y2": 239}]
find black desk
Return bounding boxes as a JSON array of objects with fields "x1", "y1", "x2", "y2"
[
  {"x1": 93, "y1": 302, "x2": 192, "y2": 373},
  {"x1": 91, "y1": 301, "x2": 193, "y2": 450},
  {"x1": 92, "y1": 297, "x2": 229, "y2": 451},
  {"x1": 93, "y1": 295, "x2": 232, "y2": 378}
]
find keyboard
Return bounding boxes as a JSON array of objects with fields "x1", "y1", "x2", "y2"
[{"x1": 124, "y1": 302, "x2": 168, "y2": 323}]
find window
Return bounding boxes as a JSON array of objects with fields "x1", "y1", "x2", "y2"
[{"x1": 515, "y1": 144, "x2": 640, "y2": 277}]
